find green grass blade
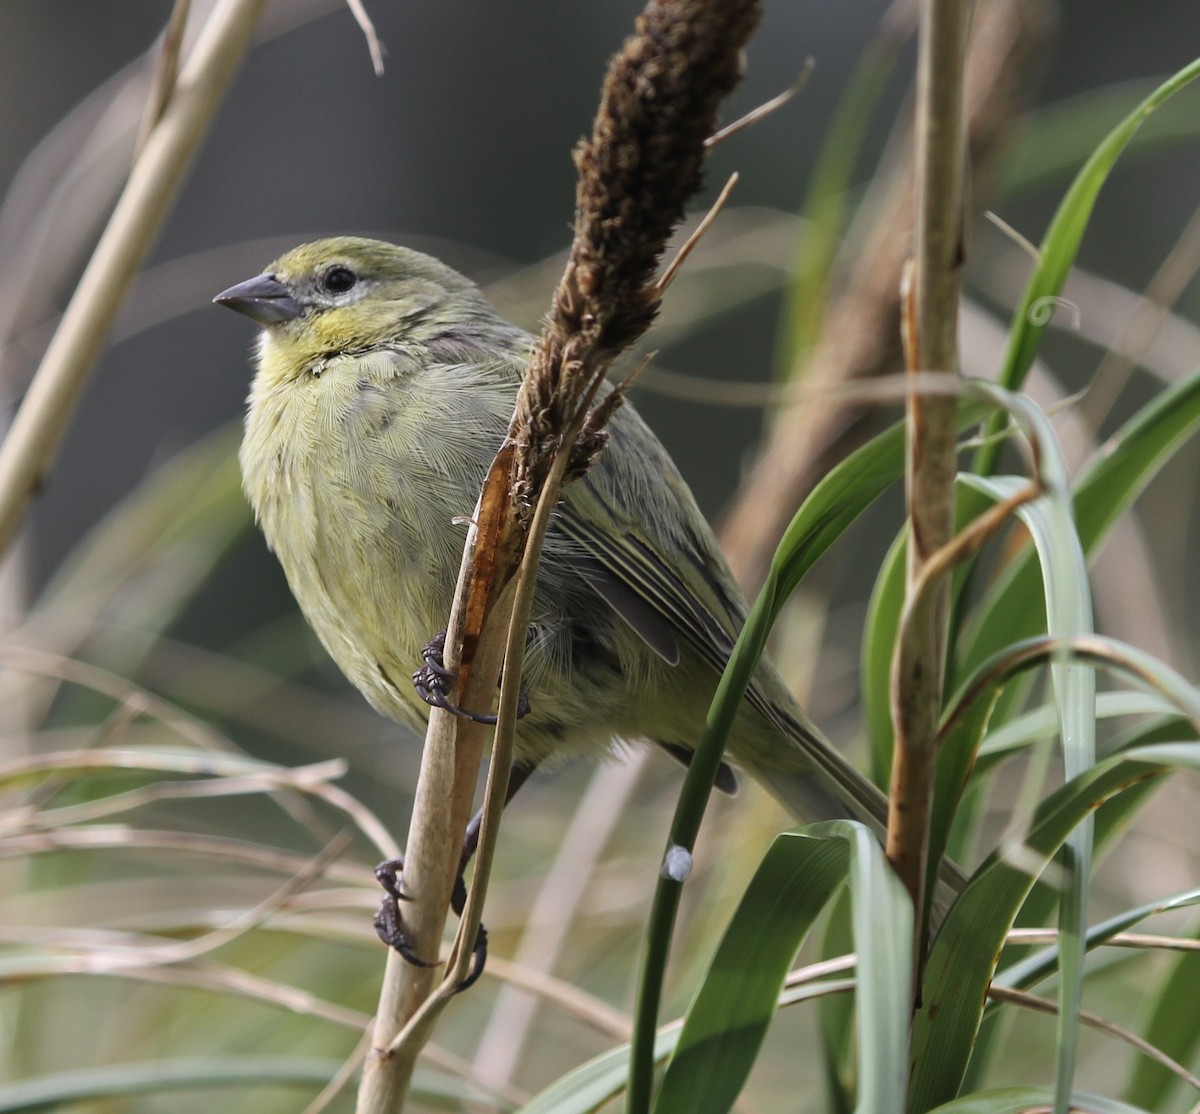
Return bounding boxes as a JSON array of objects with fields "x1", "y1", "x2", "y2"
[
  {"x1": 909, "y1": 743, "x2": 1200, "y2": 1112},
  {"x1": 975, "y1": 57, "x2": 1200, "y2": 477},
  {"x1": 927, "y1": 1086, "x2": 1153, "y2": 1114},
  {"x1": 961, "y1": 369, "x2": 1200, "y2": 682},
  {"x1": 1002, "y1": 79, "x2": 1200, "y2": 195},
  {"x1": 653, "y1": 823, "x2": 910, "y2": 1114},
  {"x1": 960, "y1": 469, "x2": 1095, "y2": 1114},
  {"x1": 651, "y1": 831, "x2": 850, "y2": 1114},
  {"x1": 979, "y1": 692, "x2": 1181, "y2": 759},
  {"x1": 518, "y1": 1029, "x2": 681, "y2": 1114},
  {"x1": 0, "y1": 1058, "x2": 477, "y2": 1111},
  {"x1": 518, "y1": 978, "x2": 866, "y2": 1114},
  {"x1": 862, "y1": 526, "x2": 907, "y2": 785}
]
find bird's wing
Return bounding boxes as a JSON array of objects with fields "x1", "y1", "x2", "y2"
[{"x1": 551, "y1": 403, "x2": 744, "y2": 678}]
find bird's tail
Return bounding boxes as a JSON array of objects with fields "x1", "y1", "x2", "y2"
[{"x1": 737, "y1": 701, "x2": 969, "y2": 900}]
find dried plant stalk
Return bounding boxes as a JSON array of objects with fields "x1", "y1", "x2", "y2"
[
  {"x1": 888, "y1": 0, "x2": 968, "y2": 972},
  {"x1": 0, "y1": 0, "x2": 269, "y2": 558}
]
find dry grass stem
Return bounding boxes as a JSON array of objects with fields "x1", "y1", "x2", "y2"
[
  {"x1": 0, "y1": 0, "x2": 269, "y2": 558},
  {"x1": 656, "y1": 173, "x2": 740, "y2": 293},
  {"x1": 134, "y1": 0, "x2": 193, "y2": 156},
  {"x1": 2, "y1": 950, "x2": 372, "y2": 1028},
  {"x1": 483, "y1": 954, "x2": 636, "y2": 1041},
  {"x1": 1004, "y1": 929, "x2": 1200, "y2": 953},
  {"x1": 704, "y1": 61, "x2": 814, "y2": 149},
  {"x1": 986, "y1": 985, "x2": 1200, "y2": 1093},
  {"x1": 344, "y1": 0, "x2": 386, "y2": 75},
  {"x1": 0, "y1": 746, "x2": 401, "y2": 860},
  {"x1": 0, "y1": 824, "x2": 368, "y2": 885},
  {"x1": 885, "y1": 0, "x2": 969, "y2": 964}
]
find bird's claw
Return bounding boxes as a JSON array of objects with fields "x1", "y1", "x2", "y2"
[
  {"x1": 372, "y1": 855, "x2": 488, "y2": 993},
  {"x1": 412, "y1": 630, "x2": 531, "y2": 723}
]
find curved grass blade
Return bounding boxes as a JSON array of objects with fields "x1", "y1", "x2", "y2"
[
  {"x1": 960, "y1": 369, "x2": 1200, "y2": 726},
  {"x1": 0, "y1": 1058, "x2": 475, "y2": 1111},
  {"x1": 959, "y1": 469, "x2": 1095, "y2": 1114},
  {"x1": 979, "y1": 692, "x2": 1181, "y2": 760},
  {"x1": 909, "y1": 742, "x2": 1200, "y2": 1112},
  {"x1": 927, "y1": 1085, "x2": 1153, "y2": 1114},
  {"x1": 518, "y1": 978, "x2": 860, "y2": 1114},
  {"x1": 652, "y1": 823, "x2": 910, "y2": 1114},
  {"x1": 975, "y1": 57, "x2": 1200, "y2": 478}
]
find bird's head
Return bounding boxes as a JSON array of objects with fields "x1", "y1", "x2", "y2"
[{"x1": 214, "y1": 237, "x2": 499, "y2": 372}]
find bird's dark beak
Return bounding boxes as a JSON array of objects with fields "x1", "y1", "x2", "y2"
[{"x1": 213, "y1": 273, "x2": 303, "y2": 325}]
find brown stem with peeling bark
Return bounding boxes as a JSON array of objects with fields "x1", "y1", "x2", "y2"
[{"x1": 887, "y1": 0, "x2": 967, "y2": 984}]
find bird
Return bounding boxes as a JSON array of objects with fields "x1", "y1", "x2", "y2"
[{"x1": 216, "y1": 236, "x2": 893, "y2": 962}]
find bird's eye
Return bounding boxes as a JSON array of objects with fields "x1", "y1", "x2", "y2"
[{"x1": 321, "y1": 266, "x2": 357, "y2": 294}]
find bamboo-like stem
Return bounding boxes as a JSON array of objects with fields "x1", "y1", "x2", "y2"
[
  {"x1": 886, "y1": 0, "x2": 967, "y2": 978},
  {"x1": 134, "y1": 0, "x2": 193, "y2": 157},
  {"x1": 0, "y1": 0, "x2": 269, "y2": 559}
]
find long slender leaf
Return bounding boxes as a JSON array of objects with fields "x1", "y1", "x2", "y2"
[
  {"x1": 959, "y1": 369, "x2": 1200, "y2": 734},
  {"x1": 928, "y1": 1086, "x2": 1153, "y2": 1114},
  {"x1": 961, "y1": 469, "x2": 1096, "y2": 1114},
  {"x1": 653, "y1": 823, "x2": 910, "y2": 1114},
  {"x1": 975, "y1": 57, "x2": 1200, "y2": 477},
  {"x1": 909, "y1": 743, "x2": 1200, "y2": 1112},
  {"x1": 652, "y1": 832, "x2": 850, "y2": 1114},
  {"x1": 0, "y1": 1058, "x2": 474, "y2": 1111}
]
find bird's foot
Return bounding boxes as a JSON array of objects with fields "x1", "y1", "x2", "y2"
[
  {"x1": 412, "y1": 630, "x2": 531, "y2": 723},
  {"x1": 373, "y1": 857, "x2": 487, "y2": 994}
]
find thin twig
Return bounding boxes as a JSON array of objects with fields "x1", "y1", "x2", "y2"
[
  {"x1": 1005, "y1": 929, "x2": 1200, "y2": 953},
  {"x1": 986, "y1": 985, "x2": 1200, "y2": 1094},
  {"x1": 704, "y1": 62, "x2": 813, "y2": 148},
  {"x1": 344, "y1": 0, "x2": 386, "y2": 75},
  {"x1": 984, "y1": 208, "x2": 1042, "y2": 264},
  {"x1": 656, "y1": 173, "x2": 740, "y2": 293}
]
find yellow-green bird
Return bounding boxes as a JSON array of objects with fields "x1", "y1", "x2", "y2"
[{"x1": 216, "y1": 235, "x2": 889, "y2": 858}]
